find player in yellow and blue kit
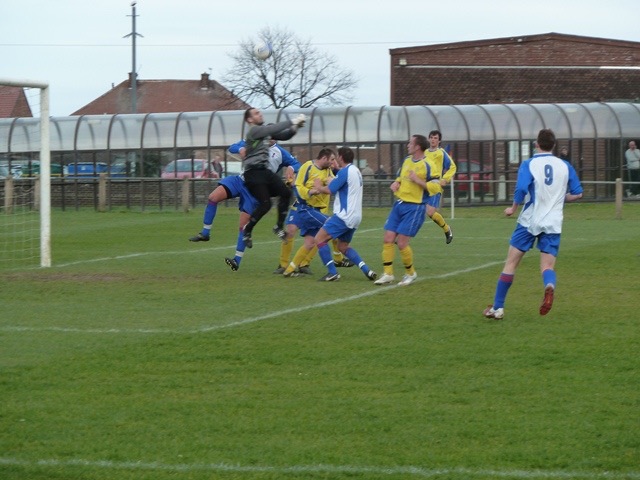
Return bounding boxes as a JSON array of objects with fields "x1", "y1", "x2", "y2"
[
  {"x1": 276, "y1": 154, "x2": 353, "y2": 275},
  {"x1": 374, "y1": 134, "x2": 441, "y2": 286},
  {"x1": 282, "y1": 148, "x2": 336, "y2": 277},
  {"x1": 425, "y1": 130, "x2": 456, "y2": 244}
]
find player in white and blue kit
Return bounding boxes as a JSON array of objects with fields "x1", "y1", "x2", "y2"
[
  {"x1": 311, "y1": 147, "x2": 377, "y2": 282},
  {"x1": 227, "y1": 139, "x2": 301, "y2": 179},
  {"x1": 187, "y1": 174, "x2": 257, "y2": 270},
  {"x1": 188, "y1": 141, "x2": 300, "y2": 272},
  {"x1": 484, "y1": 129, "x2": 583, "y2": 319}
]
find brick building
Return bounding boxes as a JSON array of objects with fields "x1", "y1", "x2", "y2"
[
  {"x1": 390, "y1": 32, "x2": 640, "y2": 105},
  {"x1": 384, "y1": 33, "x2": 640, "y2": 201}
]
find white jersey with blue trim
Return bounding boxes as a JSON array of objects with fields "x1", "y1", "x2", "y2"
[
  {"x1": 228, "y1": 140, "x2": 301, "y2": 175},
  {"x1": 515, "y1": 153, "x2": 583, "y2": 235},
  {"x1": 267, "y1": 147, "x2": 284, "y2": 173},
  {"x1": 329, "y1": 163, "x2": 363, "y2": 229}
]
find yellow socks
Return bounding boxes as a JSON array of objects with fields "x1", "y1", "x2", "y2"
[
  {"x1": 279, "y1": 237, "x2": 294, "y2": 268},
  {"x1": 431, "y1": 211, "x2": 450, "y2": 232},
  {"x1": 382, "y1": 242, "x2": 395, "y2": 275},
  {"x1": 301, "y1": 245, "x2": 318, "y2": 268},
  {"x1": 399, "y1": 245, "x2": 415, "y2": 275},
  {"x1": 284, "y1": 245, "x2": 311, "y2": 275}
]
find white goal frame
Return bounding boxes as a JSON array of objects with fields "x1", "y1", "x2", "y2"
[{"x1": 0, "y1": 78, "x2": 51, "y2": 267}]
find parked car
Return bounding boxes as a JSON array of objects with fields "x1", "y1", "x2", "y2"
[
  {"x1": 160, "y1": 159, "x2": 220, "y2": 179},
  {"x1": 453, "y1": 159, "x2": 491, "y2": 194},
  {"x1": 11, "y1": 160, "x2": 63, "y2": 177},
  {"x1": 222, "y1": 161, "x2": 243, "y2": 177},
  {"x1": 0, "y1": 164, "x2": 11, "y2": 179},
  {"x1": 65, "y1": 162, "x2": 128, "y2": 179},
  {"x1": 0, "y1": 161, "x2": 24, "y2": 178},
  {"x1": 0, "y1": 160, "x2": 22, "y2": 178}
]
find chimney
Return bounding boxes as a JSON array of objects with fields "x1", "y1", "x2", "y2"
[
  {"x1": 128, "y1": 72, "x2": 138, "y2": 89},
  {"x1": 200, "y1": 72, "x2": 210, "y2": 90}
]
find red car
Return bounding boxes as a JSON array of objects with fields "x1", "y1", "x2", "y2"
[{"x1": 453, "y1": 159, "x2": 491, "y2": 194}]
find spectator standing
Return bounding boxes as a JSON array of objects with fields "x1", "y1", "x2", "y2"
[
  {"x1": 212, "y1": 154, "x2": 223, "y2": 178},
  {"x1": 624, "y1": 140, "x2": 640, "y2": 196},
  {"x1": 374, "y1": 166, "x2": 388, "y2": 179},
  {"x1": 360, "y1": 161, "x2": 375, "y2": 178}
]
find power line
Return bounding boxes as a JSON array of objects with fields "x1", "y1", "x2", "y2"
[{"x1": 0, "y1": 40, "x2": 446, "y2": 48}]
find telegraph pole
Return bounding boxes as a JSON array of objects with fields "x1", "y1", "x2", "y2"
[{"x1": 123, "y1": 2, "x2": 143, "y2": 113}]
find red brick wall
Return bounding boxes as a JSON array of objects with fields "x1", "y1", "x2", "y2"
[{"x1": 390, "y1": 33, "x2": 640, "y2": 105}]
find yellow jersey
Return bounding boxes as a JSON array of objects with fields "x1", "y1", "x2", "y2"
[
  {"x1": 394, "y1": 155, "x2": 437, "y2": 204},
  {"x1": 294, "y1": 160, "x2": 334, "y2": 211},
  {"x1": 425, "y1": 147, "x2": 457, "y2": 183}
]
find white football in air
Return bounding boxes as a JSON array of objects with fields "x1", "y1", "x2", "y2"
[{"x1": 253, "y1": 42, "x2": 272, "y2": 60}]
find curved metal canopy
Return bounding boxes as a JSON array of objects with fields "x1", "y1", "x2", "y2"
[{"x1": 1, "y1": 102, "x2": 639, "y2": 153}]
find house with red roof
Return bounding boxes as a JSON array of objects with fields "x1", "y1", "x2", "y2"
[
  {"x1": 72, "y1": 72, "x2": 249, "y2": 115},
  {"x1": 0, "y1": 86, "x2": 33, "y2": 118}
]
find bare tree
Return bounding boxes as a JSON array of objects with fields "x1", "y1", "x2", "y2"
[{"x1": 223, "y1": 27, "x2": 358, "y2": 109}]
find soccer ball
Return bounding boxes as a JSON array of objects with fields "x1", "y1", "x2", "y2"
[{"x1": 253, "y1": 42, "x2": 272, "y2": 61}]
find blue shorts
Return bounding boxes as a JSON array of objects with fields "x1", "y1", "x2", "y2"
[
  {"x1": 286, "y1": 202, "x2": 299, "y2": 226},
  {"x1": 510, "y1": 223, "x2": 561, "y2": 256},
  {"x1": 426, "y1": 193, "x2": 442, "y2": 208},
  {"x1": 322, "y1": 215, "x2": 356, "y2": 243},
  {"x1": 219, "y1": 175, "x2": 258, "y2": 214},
  {"x1": 295, "y1": 206, "x2": 328, "y2": 237},
  {"x1": 383, "y1": 201, "x2": 426, "y2": 237}
]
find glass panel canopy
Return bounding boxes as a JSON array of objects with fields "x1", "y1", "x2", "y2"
[{"x1": 2, "y1": 102, "x2": 639, "y2": 155}]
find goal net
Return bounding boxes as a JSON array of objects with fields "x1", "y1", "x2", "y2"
[{"x1": 0, "y1": 78, "x2": 51, "y2": 269}]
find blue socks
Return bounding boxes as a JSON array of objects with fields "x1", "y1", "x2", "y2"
[
  {"x1": 493, "y1": 273, "x2": 514, "y2": 309},
  {"x1": 344, "y1": 247, "x2": 371, "y2": 275},
  {"x1": 318, "y1": 242, "x2": 337, "y2": 275},
  {"x1": 542, "y1": 269, "x2": 556, "y2": 289},
  {"x1": 201, "y1": 201, "x2": 218, "y2": 237},
  {"x1": 233, "y1": 229, "x2": 245, "y2": 266}
]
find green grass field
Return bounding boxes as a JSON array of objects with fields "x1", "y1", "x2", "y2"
[{"x1": 1, "y1": 203, "x2": 639, "y2": 480}]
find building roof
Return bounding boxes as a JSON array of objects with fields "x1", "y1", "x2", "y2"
[
  {"x1": 389, "y1": 32, "x2": 640, "y2": 62},
  {"x1": 71, "y1": 73, "x2": 249, "y2": 115},
  {"x1": 390, "y1": 32, "x2": 640, "y2": 105},
  {"x1": 0, "y1": 86, "x2": 33, "y2": 118}
]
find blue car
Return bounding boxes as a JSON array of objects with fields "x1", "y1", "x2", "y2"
[{"x1": 65, "y1": 162, "x2": 128, "y2": 178}]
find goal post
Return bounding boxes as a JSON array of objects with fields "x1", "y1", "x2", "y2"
[{"x1": 0, "y1": 78, "x2": 51, "y2": 268}]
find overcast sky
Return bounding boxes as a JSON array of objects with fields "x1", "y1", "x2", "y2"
[{"x1": 2, "y1": 0, "x2": 639, "y2": 116}]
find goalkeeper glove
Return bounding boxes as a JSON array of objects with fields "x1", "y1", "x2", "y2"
[{"x1": 291, "y1": 114, "x2": 306, "y2": 128}]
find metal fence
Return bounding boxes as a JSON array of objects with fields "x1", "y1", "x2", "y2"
[{"x1": 3, "y1": 176, "x2": 638, "y2": 214}]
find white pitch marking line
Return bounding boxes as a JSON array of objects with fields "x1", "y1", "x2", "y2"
[
  {"x1": 1, "y1": 262, "x2": 502, "y2": 335},
  {"x1": 0, "y1": 457, "x2": 637, "y2": 479},
  {"x1": 52, "y1": 228, "x2": 384, "y2": 268},
  {"x1": 196, "y1": 261, "x2": 503, "y2": 332}
]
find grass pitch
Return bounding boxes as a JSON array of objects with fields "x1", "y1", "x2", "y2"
[{"x1": 1, "y1": 203, "x2": 639, "y2": 480}]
